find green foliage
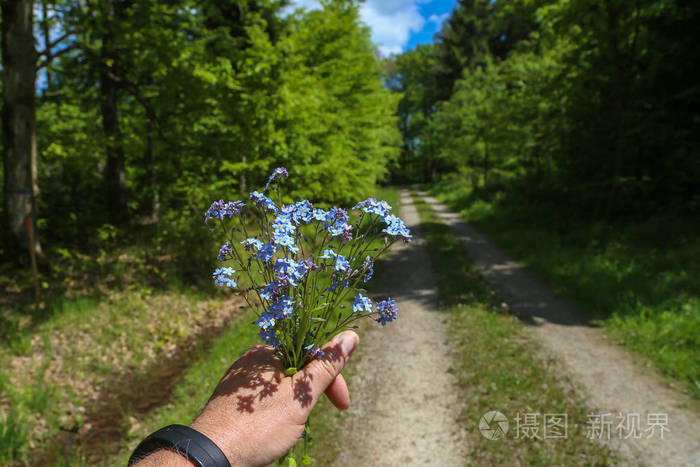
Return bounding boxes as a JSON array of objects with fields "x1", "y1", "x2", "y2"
[
  {"x1": 0, "y1": 409, "x2": 28, "y2": 464},
  {"x1": 13, "y1": 0, "x2": 400, "y2": 270},
  {"x1": 384, "y1": 44, "x2": 439, "y2": 182},
  {"x1": 391, "y1": 0, "x2": 700, "y2": 217}
]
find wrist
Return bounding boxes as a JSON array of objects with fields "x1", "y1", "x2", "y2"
[
  {"x1": 190, "y1": 418, "x2": 245, "y2": 466},
  {"x1": 129, "y1": 424, "x2": 233, "y2": 467},
  {"x1": 133, "y1": 448, "x2": 198, "y2": 466}
]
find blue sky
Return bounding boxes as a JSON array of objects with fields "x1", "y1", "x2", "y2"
[{"x1": 289, "y1": 0, "x2": 457, "y2": 56}]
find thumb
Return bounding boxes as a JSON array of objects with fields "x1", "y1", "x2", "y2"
[{"x1": 296, "y1": 330, "x2": 359, "y2": 407}]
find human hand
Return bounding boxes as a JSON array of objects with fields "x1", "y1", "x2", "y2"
[{"x1": 134, "y1": 330, "x2": 359, "y2": 467}]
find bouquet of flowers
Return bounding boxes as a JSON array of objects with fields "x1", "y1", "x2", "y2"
[{"x1": 205, "y1": 167, "x2": 411, "y2": 462}]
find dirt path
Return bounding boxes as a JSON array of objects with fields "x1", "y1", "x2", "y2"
[
  {"x1": 417, "y1": 190, "x2": 700, "y2": 467},
  {"x1": 334, "y1": 190, "x2": 466, "y2": 465}
]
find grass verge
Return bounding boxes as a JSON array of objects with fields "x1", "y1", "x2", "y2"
[
  {"x1": 412, "y1": 190, "x2": 615, "y2": 465},
  {"x1": 0, "y1": 286, "x2": 241, "y2": 465},
  {"x1": 430, "y1": 177, "x2": 700, "y2": 399},
  {"x1": 108, "y1": 311, "x2": 260, "y2": 466}
]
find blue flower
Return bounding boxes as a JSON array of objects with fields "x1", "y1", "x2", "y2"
[
  {"x1": 311, "y1": 208, "x2": 327, "y2": 221},
  {"x1": 205, "y1": 200, "x2": 245, "y2": 223},
  {"x1": 334, "y1": 254, "x2": 350, "y2": 272},
  {"x1": 275, "y1": 258, "x2": 307, "y2": 287},
  {"x1": 250, "y1": 191, "x2": 278, "y2": 213},
  {"x1": 325, "y1": 206, "x2": 349, "y2": 225},
  {"x1": 269, "y1": 296, "x2": 294, "y2": 319},
  {"x1": 319, "y1": 249, "x2": 336, "y2": 259},
  {"x1": 255, "y1": 312, "x2": 277, "y2": 330},
  {"x1": 217, "y1": 242, "x2": 233, "y2": 261},
  {"x1": 274, "y1": 257, "x2": 295, "y2": 275},
  {"x1": 241, "y1": 238, "x2": 264, "y2": 252},
  {"x1": 353, "y1": 198, "x2": 392, "y2": 217},
  {"x1": 376, "y1": 298, "x2": 398, "y2": 326},
  {"x1": 323, "y1": 207, "x2": 352, "y2": 239},
  {"x1": 352, "y1": 293, "x2": 373, "y2": 313},
  {"x1": 260, "y1": 281, "x2": 283, "y2": 301},
  {"x1": 304, "y1": 343, "x2": 325, "y2": 359},
  {"x1": 272, "y1": 211, "x2": 298, "y2": 252},
  {"x1": 318, "y1": 249, "x2": 350, "y2": 272},
  {"x1": 328, "y1": 221, "x2": 352, "y2": 240},
  {"x1": 290, "y1": 200, "x2": 314, "y2": 224},
  {"x1": 362, "y1": 257, "x2": 374, "y2": 283},
  {"x1": 382, "y1": 214, "x2": 412, "y2": 240},
  {"x1": 257, "y1": 242, "x2": 278, "y2": 262},
  {"x1": 259, "y1": 328, "x2": 280, "y2": 347},
  {"x1": 264, "y1": 167, "x2": 289, "y2": 191},
  {"x1": 213, "y1": 267, "x2": 237, "y2": 288}
]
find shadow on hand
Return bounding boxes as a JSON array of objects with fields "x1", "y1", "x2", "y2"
[
  {"x1": 212, "y1": 339, "x2": 346, "y2": 413},
  {"x1": 211, "y1": 345, "x2": 283, "y2": 413},
  {"x1": 293, "y1": 340, "x2": 344, "y2": 408}
]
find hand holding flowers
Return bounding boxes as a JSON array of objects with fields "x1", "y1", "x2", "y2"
[{"x1": 204, "y1": 167, "x2": 411, "y2": 463}]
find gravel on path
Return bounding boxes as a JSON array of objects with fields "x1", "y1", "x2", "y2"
[
  {"x1": 334, "y1": 189, "x2": 467, "y2": 466},
  {"x1": 418, "y1": 190, "x2": 700, "y2": 467}
]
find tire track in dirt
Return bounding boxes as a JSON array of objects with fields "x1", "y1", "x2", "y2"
[
  {"x1": 334, "y1": 189, "x2": 467, "y2": 466},
  {"x1": 418, "y1": 190, "x2": 700, "y2": 467},
  {"x1": 25, "y1": 297, "x2": 246, "y2": 466}
]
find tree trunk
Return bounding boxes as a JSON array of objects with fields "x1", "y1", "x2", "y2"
[
  {"x1": 601, "y1": 0, "x2": 629, "y2": 220},
  {"x1": 41, "y1": 0, "x2": 51, "y2": 92},
  {"x1": 239, "y1": 155, "x2": 247, "y2": 193},
  {"x1": 145, "y1": 119, "x2": 159, "y2": 221},
  {"x1": 2, "y1": 0, "x2": 42, "y2": 257},
  {"x1": 99, "y1": 0, "x2": 127, "y2": 223},
  {"x1": 483, "y1": 138, "x2": 489, "y2": 187}
]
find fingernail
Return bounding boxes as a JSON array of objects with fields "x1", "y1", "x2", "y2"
[{"x1": 336, "y1": 332, "x2": 357, "y2": 358}]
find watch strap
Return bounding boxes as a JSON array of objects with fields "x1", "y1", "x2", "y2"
[{"x1": 128, "y1": 424, "x2": 231, "y2": 467}]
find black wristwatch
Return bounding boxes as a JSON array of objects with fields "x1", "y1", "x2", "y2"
[{"x1": 128, "y1": 424, "x2": 231, "y2": 467}]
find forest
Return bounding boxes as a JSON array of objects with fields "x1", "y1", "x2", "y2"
[{"x1": 1, "y1": 0, "x2": 698, "y2": 464}]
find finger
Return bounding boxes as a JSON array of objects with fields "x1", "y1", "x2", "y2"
[
  {"x1": 324, "y1": 373, "x2": 350, "y2": 410},
  {"x1": 297, "y1": 331, "x2": 359, "y2": 406}
]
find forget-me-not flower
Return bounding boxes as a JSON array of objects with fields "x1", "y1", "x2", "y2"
[
  {"x1": 352, "y1": 293, "x2": 373, "y2": 313},
  {"x1": 205, "y1": 200, "x2": 245, "y2": 223},
  {"x1": 213, "y1": 267, "x2": 237, "y2": 288},
  {"x1": 376, "y1": 298, "x2": 398, "y2": 325},
  {"x1": 250, "y1": 191, "x2": 278, "y2": 213}
]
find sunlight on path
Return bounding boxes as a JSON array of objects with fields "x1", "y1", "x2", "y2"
[
  {"x1": 334, "y1": 190, "x2": 467, "y2": 466},
  {"x1": 418, "y1": 190, "x2": 700, "y2": 467}
]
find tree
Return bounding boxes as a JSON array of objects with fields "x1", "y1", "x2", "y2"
[
  {"x1": 2, "y1": 0, "x2": 40, "y2": 255},
  {"x1": 2, "y1": 0, "x2": 79, "y2": 257},
  {"x1": 385, "y1": 45, "x2": 440, "y2": 182}
]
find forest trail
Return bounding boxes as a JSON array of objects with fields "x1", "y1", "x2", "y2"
[
  {"x1": 416, "y1": 190, "x2": 700, "y2": 467},
  {"x1": 334, "y1": 189, "x2": 467, "y2": 465}
]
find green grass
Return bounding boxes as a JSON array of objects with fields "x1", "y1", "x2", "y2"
[
  {"x1": 0, "y1": 285, "x2": 235, "y2": 465},
  {"x1": 412, "y1": 191, "x2": 615, "y2": 465},
  {"x1": 430, "y1": 176, "x2": 700, "y2": 399}
]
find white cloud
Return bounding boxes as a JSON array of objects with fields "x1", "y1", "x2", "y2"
[
  {"x1": 428, "y1": 13, "x2": 448, "y2": 27},
  {"x1": 287, "y1": 0, "x2": 426, "y2": 57},
  {"x1": 360, "y1": 0, "x2": 425, "y2": 56}
]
